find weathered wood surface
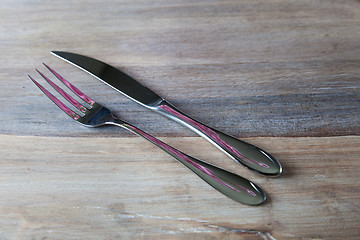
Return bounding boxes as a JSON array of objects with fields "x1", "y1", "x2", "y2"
[
  {"x1": 0, "y1": 0, "x2": 359, "y2": 239},
  {"x1": 0, "y1": 0, "x2": 359, "y2": 137},
  {"x1": 1, "y1": 135, "x2": 359, "y2": 239}
]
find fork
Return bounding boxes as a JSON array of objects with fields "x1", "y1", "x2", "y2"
[{"x1": 28, "y1": 64, "x2": 266, "y2": 205}]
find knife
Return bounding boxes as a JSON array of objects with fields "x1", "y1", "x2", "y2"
[{"x1": 51, "y1": 51, "x2": 282, "y2": 176}]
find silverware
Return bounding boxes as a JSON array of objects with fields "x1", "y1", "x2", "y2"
[
  {"x1": 51, "y1": 51, "x2": 282, "y2": 176},
  {"x1": 28, "y1": 64, "x2": 266, "y2": 205}
]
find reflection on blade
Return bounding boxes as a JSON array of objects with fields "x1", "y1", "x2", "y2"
[{"x1": 51, "y1": 51, "x2": 163, "y2": 107}]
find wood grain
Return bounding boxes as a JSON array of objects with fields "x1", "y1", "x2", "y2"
[
  {"x1": 1, "y1": 134, "x2": 359, "y2": 239},
  {"x1": 0, "y1": 0, "x2": 359, "y2": 137},
  {"x1": 0, "y1": 0, "x2": 359, "y2": 239}
]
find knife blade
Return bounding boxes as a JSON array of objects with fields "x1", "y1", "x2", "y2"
[{"x1": 51, "y1": 51, "x2": 282, "y2": 176}]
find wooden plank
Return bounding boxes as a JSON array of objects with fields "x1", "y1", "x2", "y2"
[
  {"x1": 0, "y1": 134, "x2": 359, "y2": 239},
  {"x1": 0, "y1": 0, "x2": 359, "y2": 137}
]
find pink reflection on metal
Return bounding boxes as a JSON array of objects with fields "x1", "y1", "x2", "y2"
[
  {"x1": 158, "y1": 105, "x2": 269, "y2": 169},
  {"x1": 36, "y1": 69, "x2": 87, "y2": 113},
  {"x1": 126, "y1": 124, "x2": 257, "y2": 197},
  {"x1": 29, "y1": 76, "x2": 79, "y2": 120},
  {"x1": 43, "y1": 63, "x2": 95, "y2": 106}
]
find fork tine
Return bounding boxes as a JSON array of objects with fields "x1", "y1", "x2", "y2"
[
  {"x1": 36, "y1": 69, "x2": 87, "y2": 113},
  {"x1": 28, "y1": 75, "x2": 80, "y2": 120},
  {"x1": 43, "y1": 63, "x2": 95, "y2": 106}
]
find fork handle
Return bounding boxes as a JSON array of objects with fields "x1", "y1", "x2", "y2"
[
  {"x1": 154, "y1": 101, "x2": 282, "y2": 176},
  {"x1": 109, "y1": 119, "x2": 266, "y2": 205}
]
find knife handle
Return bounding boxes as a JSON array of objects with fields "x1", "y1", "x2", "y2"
[
  {"x1": 118, "y1": 121, "x2": 266, "y2": 205},
  {"x1": 155, "y1": 101, "x2": 282, "y2": 176}
]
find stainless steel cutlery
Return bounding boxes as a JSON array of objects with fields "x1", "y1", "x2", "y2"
[
  {"x1": 51, "y1": 51, "x2": 282, "y2": 176},
  {"x1": 29, "y1": 52, "x2": 283, "y2": 205},
  {"x1": 28, "y1": 64, "x2": 266, "y2": 205}
]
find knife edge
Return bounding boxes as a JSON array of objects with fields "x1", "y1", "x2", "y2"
[{"x1": 51, "y1": 51, "x2": 163, "y2": 107}]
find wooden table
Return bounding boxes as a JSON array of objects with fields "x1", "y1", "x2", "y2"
[{"x1": 1, "y1": 1, "x2": 359, "y2": 239}]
